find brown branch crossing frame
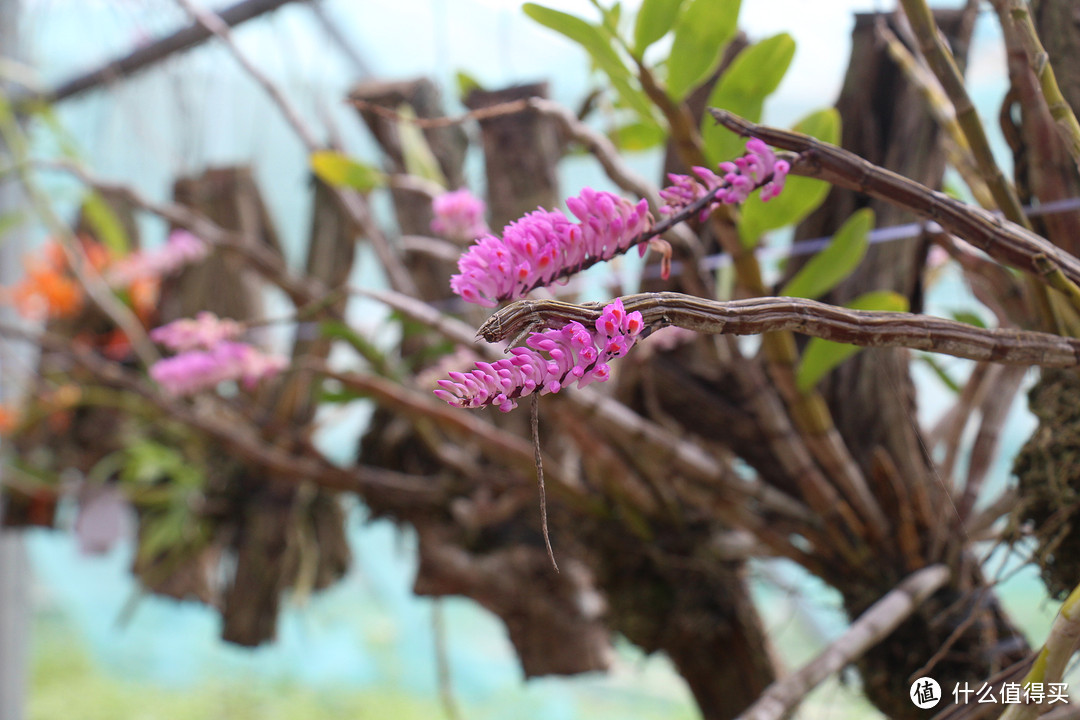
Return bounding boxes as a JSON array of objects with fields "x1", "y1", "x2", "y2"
[
  {"x1": 14, "y1": 0, "x2": 307, "y2": 106},
  {"x1": 480, "y1": 293, "x2": 1080, "y2": 368},
  {"x1": 710, "y1": 109, "x2": 1080, "y2": 305}
]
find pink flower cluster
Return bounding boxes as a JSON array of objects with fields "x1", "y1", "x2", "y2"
[
  {"x1": 450, "y1": 189, "x2": 651, "y2": 307},
  {"x1": 149, "y1": 313, "x2": 286, "y2": 397},
  {"x1": 150, "y1": 312, "x2": 242, "y2": 352},
  {"x1": 434, "y1": 298, "x2": 644, "y2": 412},
  {"x1": 107, "y1": 230, "x2": 209, "y2": 286},
  {"x1": 430, "y1": 188, "x2": 489, "y2": 241},
  {"x1": 659, "y1": 138, "x2": 790, "y2": 219}
]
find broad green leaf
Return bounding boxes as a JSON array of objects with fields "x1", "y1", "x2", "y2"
[
  {"x1": 81, "y1": 191, "x2": 130, "y2": 256},
  {"x1": 523, "y1": 3, "x2": 655, "y2": 120},
  {"x1": 611, "y1": 119, "x2": 667, "y2": 151},
  {"x1": 634, "y1": 0, "x2": 685, "y2": 55},
  {"x1": 666, "y1": 0, "x2": 741, "y2": 102},
  {"x1": 738, "y1": 108, "x2": 840, "y2": 247},
  {"x1": 781, "y1": 208, "x2": 874, "y2": 300},
  {"x1": 796, "y1": 290, "x2": 909, "y2": 392},
  {"x1": 702, "y1": 33, "x2": 795, "y2": 165},
  {"x1": 310, "y1": 150, "x2": 386, "y2": 193},
  {"x1": 397, "y1": 105, "x2": 447, "y2": 188}
]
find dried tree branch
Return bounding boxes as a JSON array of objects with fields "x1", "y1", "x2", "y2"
[
  {"x1": 480, "y1": 292, "x2": 1080, "y2": 368},
  {"x1": 175, "y1": 0, "x2": 418, "y2": 296},
  {"x1": 957, "y1": 364, "x2": 1026, "y2": 519},
  {"x1": 34, "y1": 158, "x2": 330, "y2": 309},
  {"x1": 0, "y1": 320, "x2": 442, "y2": 507},
  {"x1": 13, "y1": 0, "x2": 306, "y2": 105},
  {"x1": 737, "y1": 564, "x2": 950, "y2": 720},
  {"x1": 0, "y1": 112, "x2": 159, "y2": 365},
  {"x1": 711, "y1": 110, "x2": 1080, "y2": 305}
]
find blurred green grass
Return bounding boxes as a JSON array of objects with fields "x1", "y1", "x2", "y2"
[{"x1": 30, "y1": 611, "x2": 443, "y2": 720}]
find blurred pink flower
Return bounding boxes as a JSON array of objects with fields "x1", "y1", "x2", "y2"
[
  {"x1": 431, "y1": 188, "x2": 489, "y2": 241},
  {"x1": 150, "y1": 312, "x2": 242, "y2": 353},
  {"x1": 149, "y1": 341, "x2": 287, "y2": 397},
  {"x1": 107, "y1": 229, "x2": 209, "y2": 286}
]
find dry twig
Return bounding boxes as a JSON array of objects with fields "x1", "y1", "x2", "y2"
[{"x1": 737, "y1": 564, "x2": 950, "y2": 720}]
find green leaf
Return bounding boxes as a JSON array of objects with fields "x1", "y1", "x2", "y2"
[
  {"x1": 590, "y1": 0, "x2": 623, "y2": 34},
  {"x1": 950, "y1": 310, "x2": 987, "y2": 329},
  {"x1": 310, "y1": 151, "x2": 385, "y2": 193},
  {"x1": 918, "y1": 354, "x2": 962, "y2": 394},
  {"x1": 781, "y1": 208, "x2": 874, "y2": 300},
  {"x1": 634, "y1": 0, "x2": 685, "y2": 55},
  {"x1": 737, "y1": 108, "x2": 840, "y2": 247},
  {"x1": 0, "y1": 209, "x2": 25, "y2": 239},
  {"x1": 610, "y1": 119, "x2": 667, "y2": 151},
  {"x1": 455, "y1": 70, "x2": 485, "y2": 99},
  {"x1": 320, "y1": 320, "x2": 392, "y2": 377},
  {"x1": 80, "y1": 191, "x2": 130, "y2": 256},
  {"x1": 138, "y1": 509, "x2": 188, "y2": 561},
  {"x1": 396, "y1": 105, "x2": 448, "y2": 188},
  {"x1": 702, "y1": 33, "x2": 795, "y2": 165},
  {"x1": 796, "y1": 290, "x2": 909, "y2": 393},
  {"x1": 666, "y1": 0, "x2": 741, "y2": 102},
  {"x1": 523, "y1": 3, "x2": 655, "y2": 120},
  {"x1": 318, "y1": 379, "x2": 372, "y2": 404}
]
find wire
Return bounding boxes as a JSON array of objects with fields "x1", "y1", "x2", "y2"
[{"x1": 645, "y1": 195, "x2": 1080, "y2": 281}]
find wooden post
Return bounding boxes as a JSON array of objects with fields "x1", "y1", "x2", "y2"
[{"x1": 465, "y1": 83, "x2": 561, "y2": 230}]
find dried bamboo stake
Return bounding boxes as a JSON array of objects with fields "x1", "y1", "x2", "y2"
[
  {"x1": 480, "y1": 293, "x2": 1080, "y2": 368},
  {"x1": 1001, "y1": 0, "x2": 1080, "y2": 172},
  {"x1": 736, "y1": 564, "x2": 950, "y2": 720},
  {"x1": 711, "y1": 110, "x2": 1080, "y2": 305}
]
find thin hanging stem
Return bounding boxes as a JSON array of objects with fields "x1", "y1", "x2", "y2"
[{"x1": 533, "y1": 394, "x2": 558, "y2": 573}]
